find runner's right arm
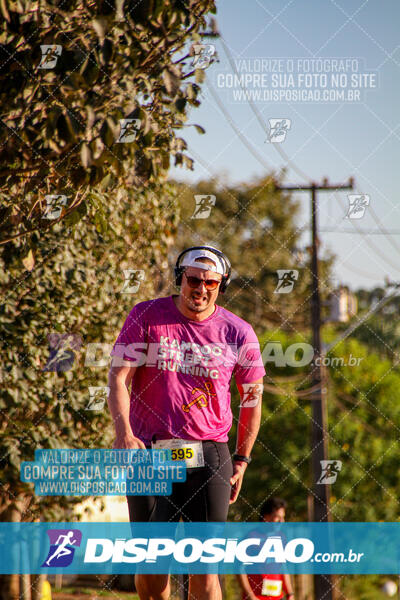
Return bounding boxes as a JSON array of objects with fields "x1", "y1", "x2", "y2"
[{"x1": 107, "y1": 364, "x2": 146, "y2": 449}]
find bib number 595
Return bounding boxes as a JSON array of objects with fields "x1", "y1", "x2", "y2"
[{"x1": 171, "y1": 448, "x2": 194, "y2": 460}]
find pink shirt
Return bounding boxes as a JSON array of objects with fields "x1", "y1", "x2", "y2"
[{"x1": 110, "y1": 296, "x2": 266, "y2": 445}]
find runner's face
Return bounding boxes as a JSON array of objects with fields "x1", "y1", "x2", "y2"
[
  {"x1": 263, "y1": 508, "x2": 286, "y2": 523},
  {"x1": 180, "y1": 266, "x2": 222, "y2": 313}
]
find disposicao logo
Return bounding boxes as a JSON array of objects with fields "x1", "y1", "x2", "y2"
[
  {"x1": 42, "y1": 529, "x2": 82, "y2": 567},
  {"x1": 83, "y1": 536, "x2": 314, "y2": 564}
]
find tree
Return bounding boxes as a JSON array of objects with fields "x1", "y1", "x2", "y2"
[
  {"x1": 0, "y1": 183, "x2": 180, "y2": 598},
  {"x1": 174, "y1": 176, "x2": 334, "y2": 334},
  {"x1": 226, "y1": 329, "x2": 400, "y2": 595},
  {"x1": 0, "y1": 4, "x2": 221, "y2": 595},
  {"x1": 350, "y1": 286, "x2": 400, "y2": 360},
  {"x1": 0, "y1": 0, "x2": 216, "y2": 244},
  {"x1": 229, "y1": 333, "x2": 400, "y2": 524},
  {"x1": 1, "y1": 181, "x2": 180, "y2": 516}
]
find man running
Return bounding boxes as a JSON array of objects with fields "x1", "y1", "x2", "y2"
[
  {"x1": 237, "y1": 498, "x2": 295, "y2": 600},
  {"x1": 108, "y1": 246, "x2": 266, "y2": 600}
]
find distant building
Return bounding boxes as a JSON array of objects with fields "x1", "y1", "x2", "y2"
[{"x1": 327, "y1": 287, "x2": 357, "y2": 322}]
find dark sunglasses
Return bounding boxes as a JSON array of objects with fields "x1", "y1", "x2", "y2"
[{"x1": 184, "y1": 273, "x2": 221, "y2": 291}]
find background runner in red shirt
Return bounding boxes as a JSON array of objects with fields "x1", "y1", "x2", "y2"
[{"x1": 237, "y1": 498, "x2": 295, "y2": 600}]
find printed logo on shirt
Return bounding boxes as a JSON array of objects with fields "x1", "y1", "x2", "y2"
[{"x1": 182, "y1": 381, "x2": 216, "y2": 413}]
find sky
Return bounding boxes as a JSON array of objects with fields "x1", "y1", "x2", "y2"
[{"x1": 170, "y1": 0, "x2": 400, "y2": 290}]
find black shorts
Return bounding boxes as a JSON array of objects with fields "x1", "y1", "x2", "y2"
[{"x1": 127, "y1": 441, "x2": 233, "y2": 522}]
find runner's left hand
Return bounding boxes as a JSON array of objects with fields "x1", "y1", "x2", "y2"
[{"x1": 229, "y1": 461, "x2": 247, "y2": 504}]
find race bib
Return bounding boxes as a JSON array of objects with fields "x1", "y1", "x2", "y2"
[
  {"x1": 151, "y1": 439, "x2": 205, "y2": 468},
  {"x1": 261, "y1": 578, "x2": 283, "y2": 597}
]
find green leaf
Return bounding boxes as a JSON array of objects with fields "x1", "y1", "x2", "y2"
[
  {"x1": 77, "y1": 202, "x2": 88, "y2": 217},
  {"x1": 94, "y1": 211, "x2": 108, "y2": 234},
  {"x1": 115, "y1": 0, "x2": 125, "y2": 20},
  {"x1": 0, "y1": 0, "x2": 10, "y2": 22},
  {"x1": 174, "y1": 98, "x2": 186, "y2": 113},
  {"x1": 22, "y1": 249, "x2": 35, "y2": 271},
  {"x1": 92, "y1": 17, "x2": 108, "y2": 40},
  {"x1": 161, "y1": 152, "x2": 170, "y2": 170},
  {"x1": 163, "y1": 68, "x2": 180, "y2": 97},
  {"x1": 80, "y1": 55, "x2": 99, "y2": 86},
  {"x1": 192, "y1": 124, "x2": 206, "y2": 134},
  {"x1": 100, "y1": 120, "x2": 115, "y2": 147},
  {"x1": 186, "y1": 83, "x2": 198, "y2": 100},
  {"x1": 81, "y1": 143, "x2": 92, "y2": 168},
  {"x1": 174, "y1": 153, "x2": 183, "y2": 166},
  {"x1": 100, "y1": 39, "x2": 113, "y2": 64},
  {"x1": 182, "y1": 155, "x2": 194, "y2": 170},
  {"x1": 195, "y1": 69, "x2": 205, "y2": 84},
  {"x1": 64, "y1": 210, "x2": 82, "y2": 226},
  {"x1": 99, "y1": 173, "x2": 113, "y2": 191}
]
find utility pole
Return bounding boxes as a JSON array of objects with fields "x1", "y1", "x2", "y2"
[{"x1": 275, "y1": 178, "x2": 354, "y2": 600}]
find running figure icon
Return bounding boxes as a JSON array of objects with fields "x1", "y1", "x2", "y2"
[
  {"x1": 317, "y1": 460, "x2": 342, "y2": 484},
  {"x1": 45, "y1": 531, "x2": 77, "y2": 566}
]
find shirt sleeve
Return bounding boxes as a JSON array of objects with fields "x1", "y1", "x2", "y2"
[
  {"x1": 233, "y1": 326, "x2": 266, "y2": 384},
  {"x1": 110, "y1": 303, "x2": 147, "y2": 364}
]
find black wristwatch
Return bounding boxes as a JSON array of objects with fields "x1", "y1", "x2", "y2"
[{"x1": 233, "y1": 453, "x2": 252, "y2": 464}]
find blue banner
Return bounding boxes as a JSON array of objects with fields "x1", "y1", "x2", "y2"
[
  {"x1": 20, "y1": 449, "x2": 186, "y2": 496},
  {"x1": 0, "y1": 522, "x2": 399, "y2": 574}
]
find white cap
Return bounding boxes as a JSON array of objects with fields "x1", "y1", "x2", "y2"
[{"x1": 180, "y1": 248, "x2": 226, "y2": 275}]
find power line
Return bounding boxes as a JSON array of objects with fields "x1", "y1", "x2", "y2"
[
  {"x1": 333, "y1": 193, "x2": 400, "y2": 273},
  {"x1": 219, "y1": 34, "x2": 400, "y2": 268},
  {"x1": 219, "y1": 35, "x2": 313, "y2": 183},
  {"x1": 209, "y1": 35, "x2": 400, "y2": 286},
  {"x1": 217, "y1": 37, "x2": 394, "y2": 282},
  {"x1": 340, "y1": 261, "x2": 383, "y2": 280},
  {"x1": 368, "y1": 202, "x2": 400, "y2": 256},
  {"x1": 202, "y1": 80, "x2": 388, "y2": 286},
  {"x1": 320, "y1": 228, "x2": 400, "y2": 234},
  {"x1": 333, "y1": 191, "x2": 400, "y2": 260},
  {"x1": 205, "y1": 76, "x2": 274, "y2": 171}
]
